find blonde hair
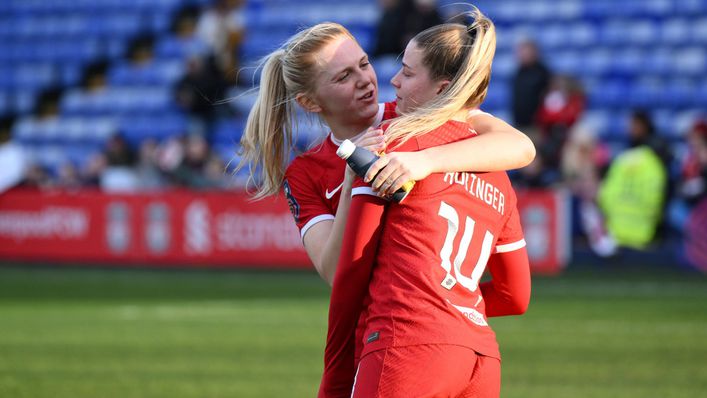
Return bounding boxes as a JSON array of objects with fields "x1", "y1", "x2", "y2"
[
  {"x1": 236, "y1": 23, "x2": 355, "y2": 199},
  {"x1": 385, "y1": 7, "x2": 496, "y2": 146}
]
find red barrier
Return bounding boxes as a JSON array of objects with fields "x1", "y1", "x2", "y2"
[
  {"x1": 0, "y1": 189, "x2": 310, "y2": 268},
  {"x1": 516, "y1": 189, "x2": 571, "y2": 275},
  {"x1": 0, "y1": 188, "x2": 569, "y2": 273}
]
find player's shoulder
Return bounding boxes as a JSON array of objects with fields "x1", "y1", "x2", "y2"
[
  {"x1": 415, "y1": 120, "x2": 476, "y2": 150},
  {"x1": 287, "y1": 137, "x2": 336, "y2": 174}
]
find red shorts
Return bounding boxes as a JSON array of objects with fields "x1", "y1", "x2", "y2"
[{"x1": 352, "y1": 344, "x2": 500, "y2": 398}]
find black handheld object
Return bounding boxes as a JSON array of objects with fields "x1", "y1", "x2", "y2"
[{"x1": 336, "y1": 139, "x2": 414, "y2": 203}]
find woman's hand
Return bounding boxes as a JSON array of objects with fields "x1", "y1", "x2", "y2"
[
  {"x1": 365, "y1": 151, "x2": 434, "y2": 197},
  {"x1": 344, "y1": 128, "x2": 386, "y2": 181}
]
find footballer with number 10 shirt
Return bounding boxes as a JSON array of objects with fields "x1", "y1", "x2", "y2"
[{"x1": 321, "y1": 9, "x2": 531, "y2": 398}]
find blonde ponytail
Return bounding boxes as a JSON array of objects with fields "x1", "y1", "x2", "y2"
[
  {"x1": 237, "y1": 50, "x2": 295, "y2": 199},
  {"x1": 385, "y1": 7, "x2": 496, "y2": 147}
]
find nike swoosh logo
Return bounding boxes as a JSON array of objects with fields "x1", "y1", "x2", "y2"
[{"x1": 325, "y1": 182, "x2": 344, "y2": 199}]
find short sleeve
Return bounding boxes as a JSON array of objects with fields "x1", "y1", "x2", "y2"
[
  {"x1": 495, "y1": 204, "x2": 526, "y2": 254},
  {"x1": 284, "y1": 162, "x2": 334, "y2": 239}
]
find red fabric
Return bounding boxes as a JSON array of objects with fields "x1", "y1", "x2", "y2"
[
  {"x1": 320, "y1": 120, "x2": 529, "y2": 396},
  {"x1": 284, "y1": 102, "x2": 398, "y2": 235},
  {"x1": 479, "y1": 247, "x2": 531, "y2": 317},
  {"x1": 318, "y1": 194, "x2": 386, "y2": 398},
  {"x1": 351, "y1": 345, "x2": 501, "y2": 398}
]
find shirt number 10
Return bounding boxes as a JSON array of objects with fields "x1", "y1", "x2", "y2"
[{"x1": 437, "y1": 201, "x2": 495, "y2": 293}]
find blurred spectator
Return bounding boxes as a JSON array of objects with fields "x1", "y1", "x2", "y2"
[
  {"x1": 536, "y1": 75, "x2": 586, "y2": 169},
  {"x1": 174, "y1": 55, "x2": 228, "y2": 129},
  {"x1": 21, "y1": 164, "x2": 53, "y2": 190},
  {"x1": 628, "y1": 110, "x2": 672, "y2": 167},
  {"x1": 373, "y1": 0, "x2": 443, "y2": 57},
  {"x1": 172, "y1": 6, "x2": 200, "y2": 39},
  {"x1": 81, "y1": 61, "x2": 109, "y2": 93},
  {"x1": 126, "y1": 35, "x2": 155, "y2": 66},
  {"x1": 598, "y1": 113, "x2": 668, "y2": 249},
  {"x1": 82, "y1": 153, "x2": 107, "y2": 187},
  {"x1": 56, "y1": 163, "x2": 83, "y2": 190},
  {"x1": 135, "y1": 139, "x2": 168, "y2": 190},
  {"x1": 171, "y1": 134, "x2": 225, "y2": 189},
  {"x1": 537, "y1": 75, "x2": 585, "y2": 135},
  {"x1": 101, "y1": 134, "x2": 139, "y2": 192},
  {"x1": 511, "y1": 152, "x2": 559, "y2": 189},
  {"x1": 678, "y1": 120, "x2": 707, "y2": 205},
  {"x1": 0, "y1": 117, "x2": 28, "y2": 193},
  {"x1": 196, "y1": 0, "x2": 245, "y2": 79},
  {"x1": 34, "y1": 88, "x2": 62, "y2": 120},
  {"x1": 562, "y1": 123, "x2": 616, "y2": 257},
  {"x1": 511, "y1": 39, "x2": 551, "y2": 130},
  {"x1": 104, "y1": 134, "x2": 135, "y2": 167},
  {"x1": 669, "y1": 119, "x2": 707, "y2": 232}
]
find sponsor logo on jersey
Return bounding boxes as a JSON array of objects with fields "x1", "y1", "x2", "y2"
[
  {"x1": 283, "y1": 180, "x2": 300, "y2": 222},
  {"x1": 325, "y1": 181, "x2": 344, "y2": 200},
  {"x1": 448, "y1": 301, "x2": 488, "y2": 327}
]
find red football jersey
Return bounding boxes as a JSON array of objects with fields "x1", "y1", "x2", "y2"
[
  {"x1": 319, "y1": 119, "x2": 527, "y2": 397},
  {"x1": 283, "y1": 102, "x2": 398, "y2": 239}
]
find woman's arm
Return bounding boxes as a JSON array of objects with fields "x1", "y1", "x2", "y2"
[
  {"x1": 302, "y1": 130, "x2": 386, "y2": 285},
  {"x1": 302, "y1": 169, "x2": 354, "y2": 285},
  {"x1": 479, "y1": 247, "x2": 531, "y2": 317},
  {"x1": 366, "y1": 113, "x2": 536, "y2": 196},
  {"x1": 319, "y1": 192, "x2": 386, "y2": 398}
]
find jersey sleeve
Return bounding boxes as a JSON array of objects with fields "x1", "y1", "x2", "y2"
[
  {"x1": 284, "y1": 161, "x2": 334, "y2": 239},
  {"x1": 494, "y1": 202, "x2": 526, "y2": 254},
  {"x1": 480, "y1": 203, "x2": 531, "y2": 317},
  {"x1": 319, "y1": 194, "x2": 386, "y2": 398}
]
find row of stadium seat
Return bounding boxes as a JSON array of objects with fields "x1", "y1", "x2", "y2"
[
  {"x1": 0, "y1": 0, "x2": 204, "y2": 14},
  {"x1": 0, "y1": 35, "x2": 206, "y2": 64},
  {"x1": 14, "y1": 115, "x2": 188, "y2": 147}
]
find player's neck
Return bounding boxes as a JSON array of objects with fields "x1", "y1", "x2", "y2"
[{"x1": 328, "y1": 118, "x2": 376, "y2": 142}]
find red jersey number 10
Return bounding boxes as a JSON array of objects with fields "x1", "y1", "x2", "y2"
[{"x1": 437, "y1": 201, "x2": 495, "y2": 293}]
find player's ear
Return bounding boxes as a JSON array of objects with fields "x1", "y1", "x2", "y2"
[
  {"x1": 296, "y1": 93, "x2": 323, "y2": 113},
  {"x1": 436, "y1": 80, "x2": 451, "y2": 95}
]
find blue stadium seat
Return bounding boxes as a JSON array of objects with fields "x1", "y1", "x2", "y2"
[
  {"x1": 119, "y1": 114, "x2": 188, "y2": 148},
  {"x1": 371, "y1": 55, "x2": 401, "y2": 86},
  {"x1": 692, "y1": 17, "x2": 707, "y2": 44},
  {"x1": 662, "y1": 18, "x2": 690, "y2": 45},
  {"x1": 156, "y1": 36, "x2": 209, "y2": 59},
  {"x1": 13, "y1": 64, "x2": 57, "y2": 91},
  {"x1": 62, "y1": 87, "x2": 176, "y2": 117},
  {"x1": 565, "y1": 22, "x2": 596, "y2": 49},
  {"x1": 211, "y1": 118, "x2": 246, "y2": 147},
  {"x1": 483, "y1": 83, "x2": 509, "y2": 110},
  {"x1": 663, "y1": 79, "x2": 698, "y2": 109},
  {"x1": 108, "y1": 60, "x2": 185, "y2": 86},
  {"x1": 551, "y1": 51, "x2": 583, "y2": 75},
  {"x1": 491, "y1": 53, "x2": 515, "y2": 79},
  {"x1": 587, "y1": 80, "x2": 628, "y2": 109},
  {"x1": 672, "y1": 47, "x2": 706, "y2": 76},
  {"x1": 14, "y1": 91, "x2": 38, "y2": 115},
  {"x1": 226, "y1": 87, "x2": 258, "y2": 116},
  {"x1": 627, "y1": 79, "x2": 664, "y2": 109},
  {"x1": 86, "y1": 13, "x2": 145, "y2": 38}
]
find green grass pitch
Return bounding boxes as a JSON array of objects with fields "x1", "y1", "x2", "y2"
[{"x1": 0, "y1": 264, "x2": 705, "y2": 397}]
